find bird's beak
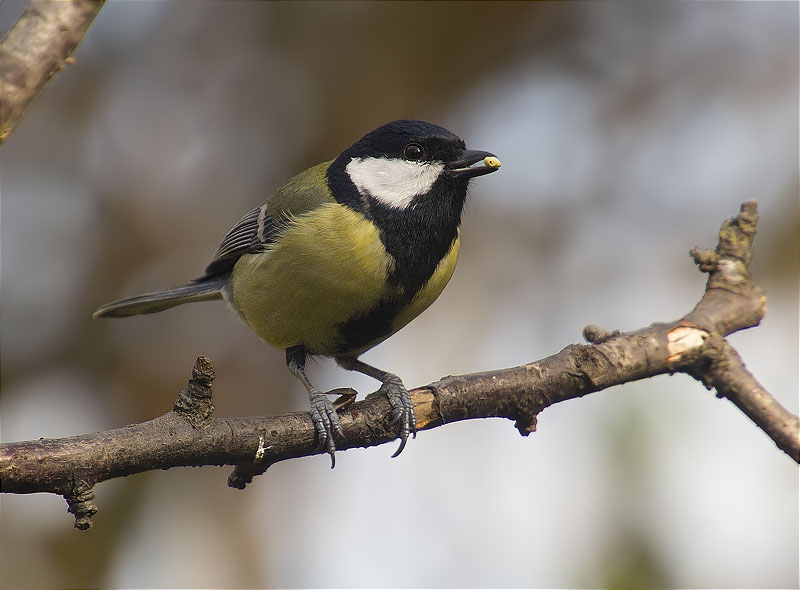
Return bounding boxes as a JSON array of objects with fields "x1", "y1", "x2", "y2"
[{"x1": 446, "y1": 149, "x2": 502, "y2": 179}]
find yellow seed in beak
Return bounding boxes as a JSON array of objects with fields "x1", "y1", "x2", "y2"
[{"x1": 483, "y1": 156, "x2": 502, "y2": 168}]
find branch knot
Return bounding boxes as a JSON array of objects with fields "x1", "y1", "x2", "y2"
[
  {"x1": 65, "y1": 482, "x2": 97, "y2": 530},
  {"x1": 173, "y1": 356, "x2": 215, "y2": 428}
]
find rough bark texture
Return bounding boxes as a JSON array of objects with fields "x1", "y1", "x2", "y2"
[
  {"x1": 2, "y1": 201, "x2": 796, "y2": 529},
  {"x1": 0, "y1": 0, "x2": 105, "y2": 143}
]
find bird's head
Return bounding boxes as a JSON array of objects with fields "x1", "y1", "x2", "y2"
[{"x1": 328, "y1": 119, "x2": 501, "y2": 212}]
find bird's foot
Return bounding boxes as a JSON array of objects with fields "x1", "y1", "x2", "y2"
[
  {"x1": 368, "y1": 375, "x2": 416, "y2": 457},
  {"x1": 308, "y1": 391, "x2": 344, "y2": 468}
]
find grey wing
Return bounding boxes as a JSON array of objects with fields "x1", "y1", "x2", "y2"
[{"x1": 198, "y1": 203, "x2": 278, "y2": 280}]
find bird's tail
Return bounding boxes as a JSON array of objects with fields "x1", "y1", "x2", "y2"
[{"x1": 93, "y1": 278, "x2": 226, "y2": 318}]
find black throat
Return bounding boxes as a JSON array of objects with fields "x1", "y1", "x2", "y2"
[
  {"x1": 368, "y1": 176, "x2": 468, "y2": 296},
  {"x1": 327, "y1": 160, "x2": 468, "y2": 296},
  {"x1": 325, "y1": 161, "x2": 469, "y2": 354}
]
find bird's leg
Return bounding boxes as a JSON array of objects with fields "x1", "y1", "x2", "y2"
[
  {"x1": 336, "y1": 356, "x2": 416, "y2": 457},
  {"x1": 285, "y1": 346, "x2": 343, "y2": 468}
]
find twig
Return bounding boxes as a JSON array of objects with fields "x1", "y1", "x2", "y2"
[
  {"x1": 0, "y1": 0, "x2": 105, "y2": 143},
  {"x1": 1, "y1": 201, "x2": 796, "y2": 529}
]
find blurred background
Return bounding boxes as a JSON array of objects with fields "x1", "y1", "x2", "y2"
[{"x1": 1, "y1": 2, "x2": 797, "y2": 588}]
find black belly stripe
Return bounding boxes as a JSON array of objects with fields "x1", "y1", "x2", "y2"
[
  {"x1": 336, "y1": 297, "x2": 403, "y2": 354},
  {"x1": 328, "y1": 162, "x2": 469, "y2": 357},
  {"x1": 335, "y1": 227, "x2": 459, "y2": 355}
]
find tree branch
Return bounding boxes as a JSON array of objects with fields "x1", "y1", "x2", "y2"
[
  {"x1": 0, "y1": 0, "x2": 105, "y2": 144},
  {"x1": 1, "y1": 201, "x2": 797, "y2": 529}
]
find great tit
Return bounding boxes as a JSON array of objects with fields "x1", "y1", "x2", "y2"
[{"x1": 94, "y1": 119, "x2": 501, "y2": 465}]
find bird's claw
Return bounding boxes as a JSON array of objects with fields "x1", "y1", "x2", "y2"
[
  {"x1": 371, "y1": 375, "x2": 416, "y2": 458},
  {"x1": 308, "y1": 392, "x2": 344, "y2": 468}
]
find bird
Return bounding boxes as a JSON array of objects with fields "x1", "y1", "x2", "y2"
[{"x1": 94, "y1": 119, "x2": 501, "y2": 466}]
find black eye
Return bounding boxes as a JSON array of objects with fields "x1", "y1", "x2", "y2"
[{"x1": 403, "y1": 143, "x2": 424, "y2": 161}]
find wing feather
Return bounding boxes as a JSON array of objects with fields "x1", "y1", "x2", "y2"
[
  {"x1": 200, "y1": 204, "x2": 276, "y2": 279},
  {"x1": 198, "y1": 160, "x2": 334, "y2": 281}
]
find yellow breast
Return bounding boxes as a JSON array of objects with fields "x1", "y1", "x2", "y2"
[
  {"x1": 229, "y1": 203, "x2": 460, "y2": 357},
  {"x1": 229, "y1": 203, "x2": 393, "y2": 355}
]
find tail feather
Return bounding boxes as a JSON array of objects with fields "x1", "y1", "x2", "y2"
[{"x1": 93, "y1": 279, "x2": 226, "y2": 318}]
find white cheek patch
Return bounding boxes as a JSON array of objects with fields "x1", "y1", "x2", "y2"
[{"x1": 345, "y1": 157, "x2": 444, "y2": 209}]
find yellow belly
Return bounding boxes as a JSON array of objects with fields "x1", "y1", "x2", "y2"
[{"x1": 229, "y1": 202, "x2": 459, "y2": 356}]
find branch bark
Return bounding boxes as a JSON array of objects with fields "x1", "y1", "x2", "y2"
[
  {"x1": 0, "y1": 0, "x2": 105, "y2": 144},
  {"x1": 1, "y1": 201, "x2": 797, "y2": 529}
]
